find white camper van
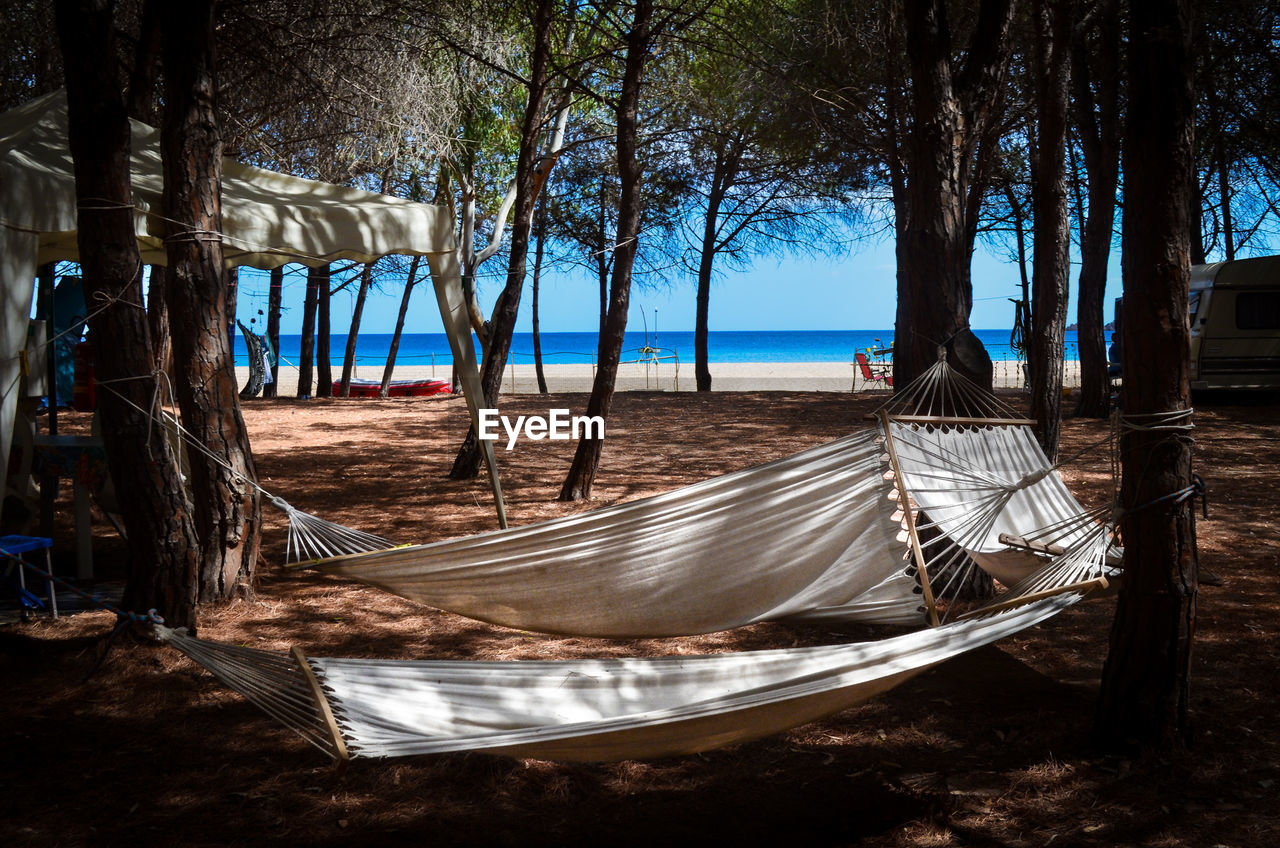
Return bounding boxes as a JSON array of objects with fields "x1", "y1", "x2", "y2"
[{"x1": 1189, "y1": 255, "x2": 1280, "y2": 392}]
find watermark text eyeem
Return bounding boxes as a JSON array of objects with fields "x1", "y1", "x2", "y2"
[{"x1": 478, "y1": 408, "x2": 605, "y2": 450}]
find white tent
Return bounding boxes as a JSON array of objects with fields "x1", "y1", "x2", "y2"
[{"x1": 0, "y1": 91, "x2": 502, "y2": 517}]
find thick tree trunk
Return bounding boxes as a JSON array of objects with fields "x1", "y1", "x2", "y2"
[
  {"x1": 146, "y1": 266, "x2": 172, "y2": 375},
  {"x1": 159, "y1": 0, "x2": 261, "y2": 602},
  {"x1": 895, "y1": 0, "x2": 1011, "y2": 394},
  {"x1": 262, "y1": 265, "x2": 283, "y2": 398},
  {"x1": 1028, "y1": 0, "x2": 1072, "y2": 461},
  {"x1": 1072, "y1": 0, "x2": 1120, "y2": 419},
  {"x1": 560, "y1": 0, "x2": 651, "y2": 501},
  {"x1": 316, "y1": 271, "x2": 332, "y2": 396},
  {"x1": 339, "y1": 263, "x2": 374, "y2": 396},
  {"x1": 380, "y1": 256, "x2": 421, "y2": 396},
  {"x1": 55, "y1": 0, "x2": 200, "y2": 630},
  {"x1": 1094, "y1": 0, "x2": 1197, "y2": 752},
  {"x1": 297, "y1": 265, "x2": 321, "y2": 397},
  {"x1": 450, "y1": 0, "x2": 554, "y2": 479}
]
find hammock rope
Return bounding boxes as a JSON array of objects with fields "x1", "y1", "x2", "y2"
[{"x1": 95, "y1": 381, "x2": 394, "y2": 561}]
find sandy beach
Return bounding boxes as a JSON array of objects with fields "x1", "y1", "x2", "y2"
[{"x1": 243, "y1": 358, "x2": 1081, "y2": 396}]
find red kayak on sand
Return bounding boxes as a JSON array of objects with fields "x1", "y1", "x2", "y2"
[{"x1": 333, "y1": 378, "x2": 452, "y2": 398}]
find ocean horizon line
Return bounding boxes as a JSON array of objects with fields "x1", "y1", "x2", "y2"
[{"x1": 235, "y1": 328, "x2": 1077, "y2": 368}]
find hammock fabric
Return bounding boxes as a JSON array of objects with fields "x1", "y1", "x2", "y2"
[
  {"x1": 886, "y1": 419, "x2": 1106, "y2": 589},
  {"x1": 300, "y1": 430, "x2": 924, "y2": 636},
  {"x1": 161, "y1": 592, "x2": 1085, "y2": 763}
]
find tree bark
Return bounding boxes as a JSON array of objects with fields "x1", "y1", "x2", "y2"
[
  {"x1": 560, "y1": 0, "x2": 651, "y2": 501},
  {"x1": 1029, "y1": 0, "x2": 1073, "y2": 461},
  {"x1": 694, "y1": 145, "x2": 735, "y2": 392},
  {"x1": 450, "y1": 0, "x2": 554, "y2": 479},
  {"x1": 316, "y1": 270, "x2": 332, "y2": 396},
  {"x1": 532, "y1": 192, "x2": 550, "y2": 394},
  {"x1": 146, "y1": 265, "x2": 172, "y2": 375},
  {"x1": 894, "y1": 0, "x2": 1012, "y2": 395},
  {"x1": 381, "y1": 256, "x2": 421, "y2": 396},
  {"x1": 262, "y1": 265, "x2": 283, "y2": 398},
  {"x1": 1094, "y1": 0, "x2": 1198, "y2": 752},
  {"x1": 55, "y1": 0, "x2": 200, "y2": 630},
  {"x1": 297, "y1": 265, "x2": 321, "y2": 397},
  {"x1": 159, "y1": 0, "x2": 261, "y2": 602},
  {"x1": 1072, "y1": 0, "x2": 1120, "y2": 419}
]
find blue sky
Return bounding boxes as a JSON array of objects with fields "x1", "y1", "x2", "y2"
[{"x1": 236, "y1": 238, "x2": 1126, "y2": 337}]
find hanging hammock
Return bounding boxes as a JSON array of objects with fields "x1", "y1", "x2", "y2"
[{"x1": 159, "y1": 585, "x2": 1098, "y2": 764}]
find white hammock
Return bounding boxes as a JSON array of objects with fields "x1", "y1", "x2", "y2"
[
  {"x1": 295, "y1": 406, "x2": 1111, "y2": 634},
  {"x1": 297, "y1": 429, "x2": 925, "y2": 635},
  {"x1": 160, "y1": 590, "x2": 1091, "y2": 763}
]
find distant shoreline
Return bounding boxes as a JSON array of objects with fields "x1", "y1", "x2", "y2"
[
  {"x1": 240, "y1": 359, "x2": 1079, "y2": 397},
  {"x1": 236, "y1": 328, "x2": 1075, "y2": 369}
]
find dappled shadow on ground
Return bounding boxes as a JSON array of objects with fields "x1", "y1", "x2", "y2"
[{"x1": 2, "y1": 390, "x2": 1277, "y2": 847}]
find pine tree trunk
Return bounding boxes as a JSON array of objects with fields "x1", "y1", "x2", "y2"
[
  {"x1": 450, "y1": 0, "x2": 554, "y2": 479},
  {"x1": 1071, "y1": 0, "x2": 1120, "y2": 419},
  {"x1": 532, "y1": 193, "x2": 550, "y2": 394},
  {"x1": 262, "y1": 266, "x2": 282, "y2": 398},
  {"x1": 55, "y1": 0, "x2": 200, "y2": 629},
  {"x1": 1028, "y1": 0, "x2": 1072, "y2": 461},
  {"x1": 147, "y1": 265, "x2": 172, "y2": 375},
  {"x1": 316, "y1": 269, "x2": 332, "y2": 396},
  {"x1": 895, "y1": 0, "x2": 1011, "y2": 394},
  {"x1": 297, "y1": 265, "x2": 321, "y2": 397},
  {"x1": 340, "y1": 263, "x2": 374, "y2": 396},
  {"x1": 159, "y1": 0, "x2": 261, "y2": 602},
  {"x1": 560, "y1": 0, "x2": 651, "y2": 501},
  {"x1": 1095, "y1": 0, "x2": 1197, "y2": 752},
  {"x1": 694, "y1": 150, "x2": 728, "y2": 393}
]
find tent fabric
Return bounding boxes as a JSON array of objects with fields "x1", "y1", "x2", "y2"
[
  {"x1": 305, "y1": 429, "x2": 925, "y2": 636},
  {"x1": 163, "y1": 593, "x2": 1081, "y2": 763},
  {"x1": 886, "y1": 420, "x2": 1095, "y2": 587},
  {"x1": 0, "y1": 91, "x2": 456, "y2": 269},
  {"x1": 0, "y1": 91, "x2": 503, "y2": 517}
]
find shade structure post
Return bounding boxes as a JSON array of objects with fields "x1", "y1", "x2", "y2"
[{"x1": 424, "y1": 251, "x2": 508, "y2": 530}]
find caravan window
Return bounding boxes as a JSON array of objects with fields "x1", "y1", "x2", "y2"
[
  {"x1": 1189, "y1": 290, "x2": 1201, "y2": 323},
  {"x1": 1236, "y1": 292, "x2": 1280, "y2": 330}
]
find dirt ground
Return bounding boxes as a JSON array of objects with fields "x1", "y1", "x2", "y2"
[{"x1": 2, "y1": 389, "x2": 1277, "y2": 847}]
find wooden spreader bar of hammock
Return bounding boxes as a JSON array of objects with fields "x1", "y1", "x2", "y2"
[
  {"x1": 881, "y1": 414, "x2": 1034, "y2": 427},
  {"x1": 878, "y1": 410, "x2": 941, "y2": 627},
  {"x1": 290, "y1": 646, "x2": 350, "y2": 766},
  {"x1": 954, "y1": 575, "x2": 1110, "y2": 621},
  {"x1": 998, "y1": 533, "x2": 1126, "y2": 568}
]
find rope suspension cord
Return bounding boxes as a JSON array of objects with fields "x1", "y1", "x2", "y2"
[
  {"x1": 1115, "y1": 408, "x2": 1204, "y2": 518},
  {"x1": 155, "y1": 626, "x2": 347, "y2": 762},
  {"x1": 872, "y1": 348, "x2": 1023, "y2": 422},
  {"x1": 94, "y1": 379, "x2": 393, "y2": 562}
]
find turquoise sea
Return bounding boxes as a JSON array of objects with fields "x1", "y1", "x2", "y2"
[{"x1": 235, "y1": 329, "x2": 1079, "y2": 368}]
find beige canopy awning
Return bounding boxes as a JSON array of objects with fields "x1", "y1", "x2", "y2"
[{"x1": 0, "y1": 91, "x2": 503, "y2": 524}]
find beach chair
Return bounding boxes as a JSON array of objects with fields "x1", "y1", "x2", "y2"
[{"x1": 854, "y1": 352, "x2": 893, "y2": 388}]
